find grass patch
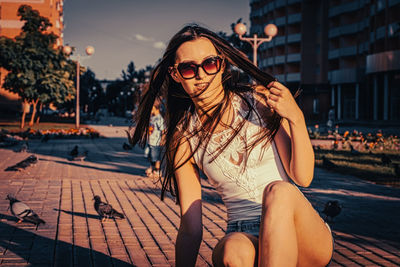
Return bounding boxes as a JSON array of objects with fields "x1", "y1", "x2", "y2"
[
  {"x1": 315, "y1": 149, "x2": 400, "y2": 187},
  {"x1": 0, "y1": 121, "x2": 88, "y2": 131}
]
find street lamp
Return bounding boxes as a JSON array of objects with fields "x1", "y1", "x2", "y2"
[
  {"x1": 62, "y1": 45, "x2": 95, "y2": 128},
  {"x1": 234, "y1": 23, "x2": 278, "y2": 67}
]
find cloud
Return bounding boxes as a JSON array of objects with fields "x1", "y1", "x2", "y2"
[
  {"x1": 135, "y1": 34, "x2": 153, "y2": 41},
  {"x1": 153, "y1": 41, "x2": 166, "y2": 50}
]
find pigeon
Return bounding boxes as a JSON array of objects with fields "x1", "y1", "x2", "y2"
[
  {"x1": 69, "y1": 145, "x2": 79, "y2": 157},
  {"x1": 6, "y1": 195, "x2": 45, "y2": 225},
  {"x1": 394, "y1": 163, "x2": 400, "y2": 178},
  {"x1": 41, "y1": 134, "x2": 50, "y2": 143},
  {"x1": 71, "y1": 150, "x2": 88, "y2": 161},
  {"x1": 123, "y1": 142, "x2": 132, "y2": 150},
  {"x1": 322, "y1": 156, "x2": 335, "y2": 170},
  {"x1": 322, "y1": 200, "x2": 342, "y2": 222},
  {"x1": 349, "y1": 143, "x2": 361, "y2": 155},
  {"x1": 5, "y1": 155, "x2": 38, "y2": 171},
  {"x1": 93, "y1": 195, "x2": 124, "y2": 221},
  {"x1": 17, "y1": 141, "x2": 29, "y2": 152},
  {"x1": 381, "y1": 154, "x2": 392, "y2": 166}
]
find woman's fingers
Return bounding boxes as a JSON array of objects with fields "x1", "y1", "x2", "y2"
[
  {"x1": 267, "y1": 81, "x2": 287, "y2": 91},
  {"x1": 269, "y1": 87, "x2": 282, "y2": 96},
  {"x1": 268, "y1": 93, "x2": 279, "y2": 101}
]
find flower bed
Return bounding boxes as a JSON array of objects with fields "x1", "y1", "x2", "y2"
[
  {"x1": 309, "y1": 125, "x2": 400, "y2": 152},
  {"x1": 1, "y1": 127, "x2": 100, "y2": 140}
]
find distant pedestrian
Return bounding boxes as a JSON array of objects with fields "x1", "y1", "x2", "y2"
[
  {"x1": 327, "y1": 106, "x2": 335, "y2": 129},
  {"x1": 145, "y1": 101, "x2": 165, "y2": 178}
]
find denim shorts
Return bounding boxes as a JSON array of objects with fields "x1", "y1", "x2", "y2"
[
  {"x1": 148, "y1": 145, "x2": 161, "y2": 162},
  {"x1": 226, "y1": 216, "x2": 261, "y2": 237}
]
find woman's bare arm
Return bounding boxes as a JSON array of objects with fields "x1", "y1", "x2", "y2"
[
  {"x1": 255, "y1": 82, "x2": 314, "y2": 187},
  {"x1": 174, "y1": 137, "x2": 203, "y2": 266}
]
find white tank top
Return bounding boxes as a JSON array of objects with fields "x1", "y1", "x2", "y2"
[{"x1": 186, "y1": 92, "x2": 290, "y2": 222}]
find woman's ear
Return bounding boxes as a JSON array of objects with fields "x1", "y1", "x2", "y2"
[{"x1": 168, "y1": 67, "x2": 180, "y2": 83}]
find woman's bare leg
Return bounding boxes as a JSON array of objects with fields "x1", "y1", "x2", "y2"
[
  {"x1": 259, "y1": 181, "x2": 333, "y2": 267},
  {"x1": 212, "y1": 232, "x2": 258, "y2": 267}
]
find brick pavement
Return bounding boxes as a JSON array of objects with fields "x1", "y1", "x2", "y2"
[{"x1": 0, "y1": 121, "x2": 399, "y2": 266}]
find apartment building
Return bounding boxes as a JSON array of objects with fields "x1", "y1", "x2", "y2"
[
  {"x1": 250, "y1": 0, "x2": 400, "y2": 124},
  {"x1": 0, "y1": 0, "x2": 64, "y2": 112}
]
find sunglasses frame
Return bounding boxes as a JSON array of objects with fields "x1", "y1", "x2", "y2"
[{"x1": 173, "y1": 56, "x2": 223, "y2": 80}]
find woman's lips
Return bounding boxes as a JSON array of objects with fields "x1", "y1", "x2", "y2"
[{"x1": 194, "y1": 82, "x2": 209, "y2": 90}]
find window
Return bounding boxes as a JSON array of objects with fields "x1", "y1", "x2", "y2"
[{"x1": 313, "y1": 98, "x2": 320, "y2": 114}]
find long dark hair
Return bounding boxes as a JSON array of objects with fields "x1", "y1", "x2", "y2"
[{"x1": 132, "y1": 24, "x2": 281, "y2": 203}]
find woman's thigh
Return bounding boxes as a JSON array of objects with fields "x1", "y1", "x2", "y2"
[
  {"x1": 264, "y1": 181, "x2": 333, "y2": 266},
  {"x1": 212, "y1": 232, "x2": 258, "y2": 267}
]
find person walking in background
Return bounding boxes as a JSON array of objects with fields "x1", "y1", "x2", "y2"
[
  {"x1": 145, "y1": 101, "x2": 165, "y2": 178},
  {"x1": 132, "y1": 24, "x2": 333, "y2": 267}
]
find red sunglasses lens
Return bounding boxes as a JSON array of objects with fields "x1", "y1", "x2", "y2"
[
  {"x1": 203, "y1": 58, "x2": 221, "y2": 74},
  {"x1": 178, "y1": 64, "x2": 196, "y2": 78}
]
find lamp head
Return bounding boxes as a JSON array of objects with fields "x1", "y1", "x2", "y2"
[
  {"x1": 85, "y1": 46, "x2": 95, "y2": 56},
  {"x1": 234, "y1": 23, "x2": 247, "y2": 36},
  {"x1": 264, "y1": 24, "x2": 278, "y2": 37},
  {"x1": 62, "y1": 45, "x2": 72, "y2": 55}
]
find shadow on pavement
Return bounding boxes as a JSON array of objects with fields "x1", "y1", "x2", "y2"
[
  {"x1": 0, "y1": 137, "x2": 150, "y2": 177},
  {"x1": 0, "y1": 219, "x2": 135, "y2": 266},
  {"x1": 53, "y1": 209, "x2": 101, "y2": 220},
  {"x1": 302, "y1": 170, "x2": 400, "y2": 246}
]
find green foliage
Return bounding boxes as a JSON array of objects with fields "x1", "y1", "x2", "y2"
[
  {"x1": 0, "y1": 4, "x2": 76, "y2": 108},
  {"x1": 80, "y1": 68, "x2": 105, "y2": 115}
]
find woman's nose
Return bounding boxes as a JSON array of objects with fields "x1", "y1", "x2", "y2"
[{"x1": 195, "y1": 67, "x2": 206, "y2": 80}]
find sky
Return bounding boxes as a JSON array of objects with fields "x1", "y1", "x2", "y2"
[{"x1": 63, "y1": 0, "x2": 250, "y2": 81}]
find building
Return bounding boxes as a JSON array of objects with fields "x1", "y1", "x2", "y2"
[
  {"x1": 0, "y1": 0, "x2": 64, "y2": 113},
  {"x1": 249, "y1": 0, "x2": 400, "y2": 125}
]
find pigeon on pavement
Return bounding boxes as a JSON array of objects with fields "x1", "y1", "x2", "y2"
[
  {"x1": 322, "y1": 200, "x2": 342, "y2": 222},
  {"x1": 41, "y1": 134, "x2": 50, "y2": 143},
  {"x1": 122, "y1": 142, "x2": 132, "y2": 150},
  {"x1": 381, "y1": 154, "x2": 392, "y2": 166},
  {"x1": 17, "y1": 141, "x2": 29, "y2": 152},
  {"x1": 5, "y1": 155, "x2": 38, "y2": 171},
  {"x1": 6, "y1": 194, "x2": 45, "y2": 225},
  {"x1": 69, "y1": 145, "x2": 79, "y2": 157},
  {"x1": 322, "y1": 156, "x2": 336, "y2": 170},
  {"x1": 71, "y1": 150, "x2": 88, "y2": 161},
  {"x1": 93, "y1": 195, "x2": 124, "y2": 221}
]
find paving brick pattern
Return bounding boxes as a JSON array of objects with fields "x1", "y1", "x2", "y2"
[{"x1": 0, "y1": 123, "x2": 399, "y2": 266}]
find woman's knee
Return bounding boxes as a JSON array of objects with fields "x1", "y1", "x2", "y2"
[
  {"x1": 263, "y1": 181, "x2": 297, "y2": 206},
  {"x1": 212, "y1": 233, "x2": 256, "y2": 267}
]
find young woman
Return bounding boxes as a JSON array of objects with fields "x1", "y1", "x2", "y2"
[{"x1": 132, "y1": 24, "x2": 333, "y2": 267}]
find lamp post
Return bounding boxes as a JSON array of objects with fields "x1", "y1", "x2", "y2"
[
  {"x1": 234, "y1": 23, "x2": 278, "y2": 67},
  {"x1": 62, "y1": 45, "x2": 95, "y2": 128}
]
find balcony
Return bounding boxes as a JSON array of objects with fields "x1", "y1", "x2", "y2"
[
  {"x1": 274, "y1": 36, "x2": 286, "y2": 45},
  {"x1": 329, "y1": 0, "x2": 361, "y2": 17},
  {"x1": 286, "y1": 72, "x2": 301, "y2": 82},
  {"x1": 329, "y1": 22, "x2": 365, "y2": 38},
  {"x1": 287, "y1": 53, "x2": 301, "y2": 62},
  {"x1": 328, "y1": 68, "x2": 363, "y2": 84},
  {"x1": 275, "y1": 74, "x2": 285, "y2": 81},
  {"x1": 288, "y1": 13, "x2": 301, "y2": 24},
  {"x1": 366, "y1": 50, "x2": 400, "y2": 73},
  {"x1": 275, "y1": 16, "x2": 286, "y2": 27},
  {"x1": 328, "y1": 46, "x2": 358, "y2": 59},
  {"x1": 389, "y1": 0, "x2": 400, "y2": 7},
  {"x1": 275, "y1": 55, "x2": 285, "y2": 64},
  {"x1": 287, "y1": 33, "x2": 301, "y2": 43}
]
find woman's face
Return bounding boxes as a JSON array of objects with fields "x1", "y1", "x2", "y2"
[{"x1": 170, "y1": 37, "x2": 224, "y2": 101}]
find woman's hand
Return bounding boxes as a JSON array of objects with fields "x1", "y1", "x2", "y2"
[{"x1": 266, "y1": 81, "x2": 303, "y2": 124}]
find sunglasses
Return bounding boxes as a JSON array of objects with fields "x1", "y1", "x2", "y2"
[{"x1": 173, "y1": 56, "x2": 223, "y2": 79}]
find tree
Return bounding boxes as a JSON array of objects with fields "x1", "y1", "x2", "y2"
[
  {"x1": 80, "y1": 68, "x2": 104, "y2": 116},
  {"x1": 0, "y1": 5, "x2": 76, "y2": 128}
]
